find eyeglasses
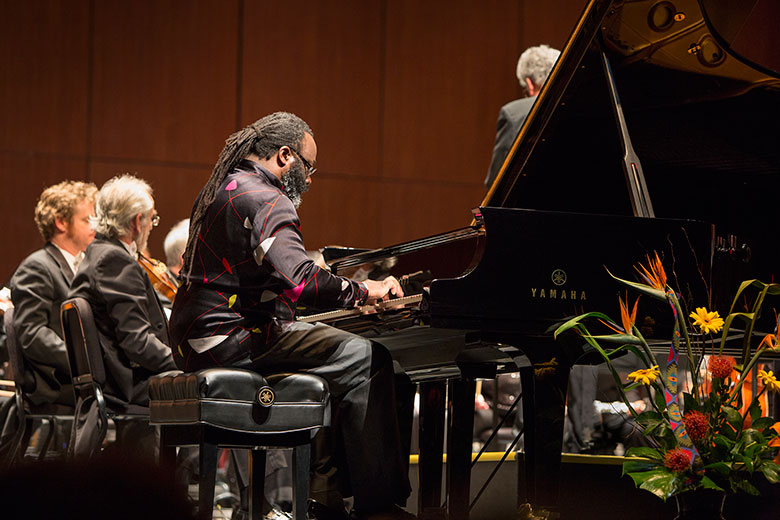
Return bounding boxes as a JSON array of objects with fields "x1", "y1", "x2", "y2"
[
  {"x1": 289, "y1": 147, "x2": 317, "y2": 177},
  {"x1": 151, "y1": 212, "x2": 160, "y2": 227}
]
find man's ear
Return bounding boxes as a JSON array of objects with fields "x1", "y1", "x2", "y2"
[
  {"x1": 132, "y1": 213, "x2": 143, "y2": 236},
  {"x1": 54, "y1": 216, "x2": 69, "y2": 234},
  {"x1": 276, "y1": 146, "x2": 294, "y2": 168},
  {"x1": 525, "y1": 76, "x2": 540, "y2": 96}
]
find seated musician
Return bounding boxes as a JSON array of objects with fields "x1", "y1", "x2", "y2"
[
  {"x1": 163, "y1": 218, "x2": 189, "y2": 278},
  {"x1": 169, "y1": 112, "x2": 415, "y2": 520},
  {"x1": 9, "y1": 180, "x2": 97, "y2": 407},
  {"x1": 68, "y1": 174, "x2": 177, "y2": 458}
]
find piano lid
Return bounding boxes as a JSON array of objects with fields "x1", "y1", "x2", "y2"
[{"x1": 482, "y1": 0, "x2": 780, "y2": 279}]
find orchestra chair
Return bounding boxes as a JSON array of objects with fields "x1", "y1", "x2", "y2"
[
  {"x1": 148, "y1": 368, "x2": 329, "y2": 520},
  {"x1": 1, "y1": 307, "x2": 73, "y2": 467},
  {"x1": 59, "y1": 297, "x2": 151, "y2": 458}
]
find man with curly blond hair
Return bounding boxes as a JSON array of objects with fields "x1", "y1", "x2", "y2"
[{"x1": 10, "y1": 180, "x2": 97, "y2": 406}]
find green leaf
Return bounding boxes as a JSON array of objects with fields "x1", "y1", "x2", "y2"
[
  {"x1": 759, "y1": 462, "x2": 780, "y2": 484},
  {"x1": 625, "y1": 447, "x2": 664, "y2": 461},
  {"x1": 623, "y1": 458, "x2": 661, "y2": 475},
  {"x1": 749, "y1": 401, "x2": 763, "y2": 425},
  {"x1": 713, "y1": 435, "x2": 735, "y2": 450},
  {"x1": 704, "y1": 462, "x2": 732, "y2": 476},
  {"x1": 751, "y1": 417, "x2": 776, "y2": 432},
  {"x1": 553, "y1": 312, "x2": 615, "y2": 339},
  {"x1": 606, "y1": 268, "x2": 668, "y2": 301},
  {"x1": 731, "y1": 477, "x2": 760, "y2": 495},
  {"x1": 654, "y1": 389, "x2": 667, "y2": 414},
  {"x1": 588, "y1": 333, "x2": 646, "y2": 345},
  {"x1": 722, "y1": 405, "x2": 744, "y2": 431},
  {"x1": 700, "y1": 476, "x2": 724, "y2": 491},
  {"x1": 637, "y1": 411, "x2": 664, "y2": 428},
  {"x1": 627, "y1": 470, "x2": 676, "y2": 500}
]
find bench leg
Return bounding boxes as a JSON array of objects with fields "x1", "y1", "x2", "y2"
[
  {"x1": 250, "y1": 449, "x2": 267, "y2": 520},
  {"x1": 199, "y1": 442, "x2": 218, "y2": 520},
  {"x1": 292, "y1": 443, "x2": 311, "y2": 520}
]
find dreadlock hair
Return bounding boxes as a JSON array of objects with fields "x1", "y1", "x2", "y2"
[{"x1": 182, "y1": 112, "x2": 313, "y2": 280}]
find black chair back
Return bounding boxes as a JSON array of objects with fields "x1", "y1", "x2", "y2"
[
  {"x1": 60, "y1": 297, "x2": 107, "y2": 397},
  {"x1": 4, "y1": 307, "x2": 29, "y2": 393}
]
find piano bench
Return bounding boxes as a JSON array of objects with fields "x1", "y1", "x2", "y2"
[{"x1": 148, "y1": 368, "x2": 330, "y2": 520}]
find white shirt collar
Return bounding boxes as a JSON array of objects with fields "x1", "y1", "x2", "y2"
[
  {"x1": 119, "y1": 239, "x2": 138, "y2": 258},
  {"x1": 52, "y1": 243, "x2": 83, "y2": 276}
]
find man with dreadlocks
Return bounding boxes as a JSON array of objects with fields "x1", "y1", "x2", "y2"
[{"x1": 169, "y1": 112, "x2": 414, "y2": 520}]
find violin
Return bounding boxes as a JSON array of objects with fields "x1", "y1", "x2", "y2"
[{"x1": 138, "y1": 253, "x2": 179, "y2": 302}]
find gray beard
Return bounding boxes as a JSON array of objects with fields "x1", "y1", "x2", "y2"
[{"x1": 281, "y1": 163, "x2": 309, "y2": 208}]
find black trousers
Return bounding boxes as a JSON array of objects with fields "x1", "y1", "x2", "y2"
[{"x1": 239, "y1": 321, "x2": 412, "y2": 513}]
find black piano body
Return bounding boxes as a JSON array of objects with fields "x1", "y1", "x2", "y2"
[{"x1": 323, "y1": 1, "x2": 780, "y2": 518}]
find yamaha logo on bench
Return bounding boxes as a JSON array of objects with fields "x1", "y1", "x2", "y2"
[{"x1": 257, "y1": 386, "x2": 275, "y2": 407}]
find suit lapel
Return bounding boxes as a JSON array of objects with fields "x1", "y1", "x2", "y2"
[{"x1": 44, "y1": 242, "x2": 74, "y2": 284}]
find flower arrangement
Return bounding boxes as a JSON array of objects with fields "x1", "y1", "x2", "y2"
[{"x1": 554, "y1": 253, "x2": 780, "y2": 500}]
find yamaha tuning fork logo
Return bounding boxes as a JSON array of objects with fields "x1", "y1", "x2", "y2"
[{"x1": 530, "y1": 268, "x2": 587, "y2": 301}]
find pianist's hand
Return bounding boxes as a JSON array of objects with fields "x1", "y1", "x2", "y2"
[{"x1": 363, "y1": 275, "x2": 404, "y2": 305}]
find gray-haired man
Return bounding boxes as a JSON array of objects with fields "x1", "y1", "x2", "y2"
[{"x1": 485, "y1": 44, "x2": 561, "y2": 188}]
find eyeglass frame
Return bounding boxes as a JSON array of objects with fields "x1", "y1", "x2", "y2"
[
  {"x1": 288, "y1": 146, "x2": 317, "y2": 177},
  {"x1": 150, "y1": 211, "x2": 160, "y2": 227}
]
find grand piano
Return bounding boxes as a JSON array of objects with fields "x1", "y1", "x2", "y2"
[{"x1": 306, "y1": 1, "x2": 780, "y2": 518}]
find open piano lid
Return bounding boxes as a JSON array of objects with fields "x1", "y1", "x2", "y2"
[{"x1": 483, "y1": 0, "x2": 780, "y2": 279}]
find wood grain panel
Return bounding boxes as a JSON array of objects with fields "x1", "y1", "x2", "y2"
[
  {"x1": 89, "y1": 160, "x2": 211, "y2": 261},
  {"x1": 520, "y1": 0, "x2": 587, "y2": 51},
  {"x1": 378, "y1": 181, "x2": 484, "y2": 246},
  {"x1": 241, "y1": 0, "x2": 382, "y2": 178},
  {"x1": 0, "y1": 0, "x2": 89, "y2": 155},
  {"x1": 383, "y1": 0, "x2": 522, "y2": 184},
  {"x1": 0, "y1": 153, "x2": 88, "y2": 282},
  {"x1": 91, "y1": 0, "x2": 239, "y2": 164},
  {"x1": 296, "y1": 176, "x2": 381, "y2": 251}
]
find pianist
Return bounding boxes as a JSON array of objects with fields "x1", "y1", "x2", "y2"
[{"x1": 169, "y1": 112, "x2": 415, "y2": 520}]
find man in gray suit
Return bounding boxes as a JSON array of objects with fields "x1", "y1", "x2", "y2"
[
  {"x1": 10, "y1": 180, "x2": 97, "y2": 406},
  {"x1": 485, "y1": 44, "x2": 560, "y2": 189}
]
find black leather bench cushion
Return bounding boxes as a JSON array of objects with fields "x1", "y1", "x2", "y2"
[{"x1": 148, "y1": 368, "x2": 329, "y2": 433}]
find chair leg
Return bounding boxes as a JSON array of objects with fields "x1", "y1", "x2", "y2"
[
  {"x1": 199, "y1": 442, "x2": 219, "y2": 520},
  {"x1": 250, "y1": 448, "x2": 267, "y2": 520},
  {"x1": 36, "y1": 417, "x2": 56, "y2": 461},
  {"x1": 292, "y1": 443, "x2": 311, "y2": 520}
]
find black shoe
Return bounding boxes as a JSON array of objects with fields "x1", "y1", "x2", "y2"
[{"x1": 308, "y1": 499, "x2": 350, "y2": 520}]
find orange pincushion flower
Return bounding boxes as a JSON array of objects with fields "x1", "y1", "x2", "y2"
[
  {"x1": 682, "y1": 411, "x2": 709, "y2": 442},
  {"x1": 664, "y1": 448, "x2": 692, "y2": 472},
  {"x1": 708, "y1": 355, "x2": 736, "y2": 379}
]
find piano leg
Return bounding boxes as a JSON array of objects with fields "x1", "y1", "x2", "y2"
[
  {"x1": 446, "y1": 378, "x2": 477, "y2": 520},
  {"x1": 518, "y1": 361, "x2": 571, "y2": 519},
  {"x1": 418, "y1": 381, "x2": 447, "y2": 520}
]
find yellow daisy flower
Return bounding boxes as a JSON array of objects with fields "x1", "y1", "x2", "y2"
[
  {"x1": 628, "y1": 365, "x2": 661, "y2": 385},
  {"x1": 758, "y1": 369, "x2": 780, "y2": 393},
  {"x1": 689, "y1": 307, "x2": 724, "y2": 334}
]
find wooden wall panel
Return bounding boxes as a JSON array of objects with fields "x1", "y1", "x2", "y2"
[
  {"x1": 91, "y1": 0, "x2": 239, "y2": 164},
  {"x1": 0, "y1": 154, "x2": 88, "y2": 282},
  {"x1": 383, "y1": 0, "x2": 523, "y2": 184},
  {"x1": 241, "y1": 0, "x2": 383, "y2": 178},
  {"x1": 520, "y1": 0, "x2": 586, "y2": 51},
  {"x1": 89, "y1": 160, "x2": 211, "y2": 260},
  {"x1": 378, "y1": 183, "x2": 484, "y2": 246},
  {"x1": 296, "y1": 177, "x2": 381, "y2": 250},
  {"x1": 0, "y1": 0, "x2": 89, "y2": 155}
]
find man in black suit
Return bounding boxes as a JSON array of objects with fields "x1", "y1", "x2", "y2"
[
  {"x1": 485, "y1": 44, "x2": 560, "y2": 189},
  {"x1": 10, "y1": 180, "x2": 97, "y2": 406},
  {"x1": 69, "y1": 174, "x2": 176, "y2": 408},
  {"x1": 68, "y1": 174, "x2": 176, "y2": 457}
]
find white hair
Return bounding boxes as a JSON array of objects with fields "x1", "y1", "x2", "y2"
[
  {"x1": 91, "y1": 174, "x2": 153, "y2": 238},
  {"x1": 163, "y1": 218, "x2": 190, "y2": 267},
  {"x1": 517, "y1": 44, "x2": 561, "y2": 92}
]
